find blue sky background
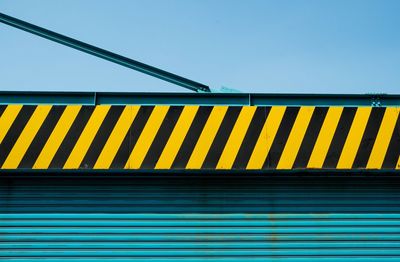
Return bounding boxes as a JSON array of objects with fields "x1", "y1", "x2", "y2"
[{"x1": 1, "y1": 0, "x2": 399, "y2": 94}]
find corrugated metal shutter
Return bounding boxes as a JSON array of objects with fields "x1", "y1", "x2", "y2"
[{"x1": 1, "y1": 176, "x2": 400, "y2": 261}]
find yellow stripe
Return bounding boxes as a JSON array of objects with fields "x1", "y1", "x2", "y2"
[
  {"x1": 2, "y1": 105, "x2": 51, "y2": 169},
  {"x1": 307, "y1": 107, "x2": 343, "y2": 168},
  {"x1": 367, "y1": 108, "x2": 400, "y2": 169},
  {"x1": 125, "y1": 106, "x2": 169, "y2": 169},
  {"x1": 155, "y1": 106, "x2": 199, "y2": 169},
  {"x1": 397, "y1": 155, "x2": 400, "y2": 170},
  {"x1": 94, "y1": 106, "x2": 139, "y2": 169},
  {"x1": 246, "y1": 106, "x2": 286, "y2": 169},
  {"x1": 217, "y1": 106, "x2": 257, "y2": 169},
  {"x1": 337, "y1": 107, "x2": 372, "y2": 169},
  {"x1": 277, "y1": 106, "x2": 315, "y2": 169},
  {"x1": 33, "y1": 105, "x2": 81, "y2": 169},
  {"x1": 63, "y1": 105, "x2": 110, "y2": 169},
  {"x1": 186, "y1": 106, "x2": 228, "y2": 169},
  {"x1": 0, "y1": 105, "x2": 22, "y2": 144}
]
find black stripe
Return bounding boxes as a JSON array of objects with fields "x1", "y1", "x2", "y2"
[
  {"x1": 141, "y1": 106, "x2": 183, "y2": 169},
  {"x1": 263, "y1": 107, "x2": 299, "y2": 169},
  {"x1": 111, "y1": 106, "x2": 154, "y2": 169},
  {"x1": 0, "y1": 105, "x2": 6, "y2": 118},
  {"x1": 0, "y1": 106, "x2": 36, "y2": 167},
  {"x1": 202, "y1": 106, "x2": 242, "y2": 169},
  {"x1": 382, "y1": 115, "x2": 400, "y2": 169},
  {"x1": 232, "y1": 107, "x2": 270, "y2": 169},
  {"x1": 352, "y1": 107, "x2": 385, "y2": 168},
  {"x1": 80, "y1": 106, "x2": 125, "y2": 169},
  {"x1": 323, "y1": 107, "x2": 357, "y2": 168},
  {"x1": 18, "y1": 106, "x2": 66, "y2": 168},
  {"x1": 293, "y1": 107, "x2": 328, "y2": 168},
  {"x1": 49, "y1": 106, "x2": 93, "y2": 168},
  {"x1": 171, "y1": 106, "x2": 212, "y2": 169}
]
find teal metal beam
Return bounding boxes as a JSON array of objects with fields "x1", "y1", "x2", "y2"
[
  {"x1": 0, "y1": 12, "x2": 210, "y2": 93},
  {"x1": 0, "y1": 91, "x2": 399, "y2": 106}
]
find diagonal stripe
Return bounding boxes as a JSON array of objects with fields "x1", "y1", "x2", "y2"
[
  {"x1": 323, "y1": 108, "x2": 356, "y2": 168},
  {"x1": 171, "y1": 107, "x2": 212, "y2": 169},
  {"x1": 352, "y1": 108, "x2": 385, "y2": 168},
  {"x1": 337, "y1": 107, "x2": 372, "y2": 169},
  {"x1": 382, "y1": 115, "x2": 400, "y2": 169},
  {"x1": 2, "y1": 105, "x2": 52, "y2": 169},
  {"x1": 141, "y1": 107, "x2": 183, "y2": 169},
  {"x1": 81, "y1": 106, "x2": 125, "y2": 168},
  {"x1": 0, "y1": 105, "x2": 22, "y2": 144},
  {"x1": 277, "y1": 106, "x2": 315, "y2": 169},
  {"x1": 264, "y1": 107, "x2": 299, "y2": 168},
  {"x1": 94, "y1": 106, "x2": 139, "y2": 169},
  {"x1": 125, "y1": 106, "x2": 170, "y2": 169},
  {"x1": 49, "y1": 107, "x2": 94, "y2": 168},
  {"x1": 367, "y1": 107, "x2": 400, "y2": 169},
  {"x1": 307, "y1": 107, "x2": 343, "y2": 168},
  {"x1": 202, "y1": 107, "x2": 241, "y2": 168},
  {"x1": 233, "y1": 107, "x2": 269, "y2": 169},
  {"x1": 397, "y1": 155, "x2": 400, "y2": 170},
  {"x1": 34, "y1": 106, "x2": 81, "y2": 169},
  {"x1": 155, "y1": 106, "x2": 199, "y2": 169},
  {"x1": 63, "y1": 105, "x2": 110, "y2": 169},
  {"x1": 111, "y1": 106, "x2": 153, "y2": 169},
  {"x1": 186, "y1": 106, "x2": 228, "y2": 169},
  {"x1": 216, "y1": 106, "x2": 257, "y2": 169},
  {"x1": 246, "y1": 106, "x2": 286, "y2": 169},
  {"x1": 19, "y1": 106, "x2": 66, "y2": 168},
  {"x1": 0, "y1": 106, "x2": 36, "y2": 167},
  {"x1": 0, "y1": 106, "x2": 6, "y2": 118},
  {"x1": 293, "y1": 107, "x2": 328, "y2": 168}
]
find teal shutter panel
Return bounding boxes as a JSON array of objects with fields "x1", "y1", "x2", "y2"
[{"x1": 1, "y1": 177, "x2": 400, "y2": 261}]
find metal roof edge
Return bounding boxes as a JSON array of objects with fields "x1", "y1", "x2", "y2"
[{"x1": 0, "y1": 91, "x2": 399, "y2": 106}]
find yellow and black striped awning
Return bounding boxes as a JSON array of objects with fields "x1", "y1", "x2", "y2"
[{"x1": 0, "y1": 105, "x2": 399, "y2": 170}]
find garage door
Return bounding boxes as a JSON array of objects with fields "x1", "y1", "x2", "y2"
[{"x1": 1, "y1": 176, "x2": 400, "y2": 261}]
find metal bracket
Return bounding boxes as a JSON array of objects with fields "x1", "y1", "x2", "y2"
[{"x1": 371, "y1": 95, "x2": 382, "y2": 107}]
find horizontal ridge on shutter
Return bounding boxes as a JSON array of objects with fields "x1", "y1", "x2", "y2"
[{"x1": 2, "y1": 177, "x2": 400, "y2": 261}]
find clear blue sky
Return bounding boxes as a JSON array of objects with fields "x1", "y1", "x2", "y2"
[{"x1": 1, "y1": 0, "x2": 399, "y2": 94}]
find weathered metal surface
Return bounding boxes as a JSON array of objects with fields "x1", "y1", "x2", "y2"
[{"x1": 1, "y1": 177, "x2": 400, "y2": 261}]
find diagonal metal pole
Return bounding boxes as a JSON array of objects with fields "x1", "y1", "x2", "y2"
[{"x1": 0, "y1": 12, "x2": 210, "y2": 92}]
